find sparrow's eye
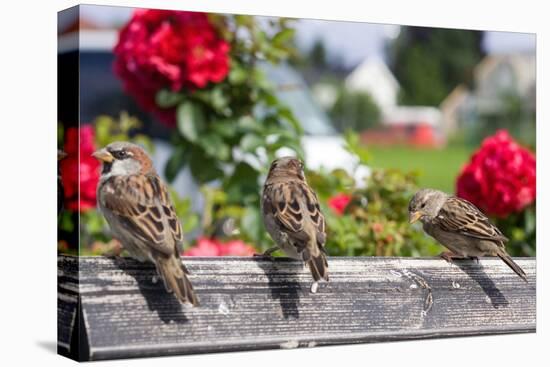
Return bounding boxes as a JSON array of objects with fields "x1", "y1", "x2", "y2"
[
  {"x1": 113, "y1": 150, "x2": 128, "y2": 160},
  {"x1": 421, "y1": 202, "x2": 426, "y2": 209}
]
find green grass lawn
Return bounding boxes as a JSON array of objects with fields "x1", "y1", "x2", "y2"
[{"x1": 368, "y1": 145, "x2": 475, "y2": 193}]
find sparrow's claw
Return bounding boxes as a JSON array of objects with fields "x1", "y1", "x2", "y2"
[
  {"x1": 253, "y1": 252, "x2": 274, "y2": 260},
  {"x1": 439, "y1": 251, "x2": 462, "y2": 263},
  {"x1": 439, "y1": 251, "x2": 477, "y2": 264},
  {"x1": 253, "y1": 247, "x2": 278, "y2": 259}
]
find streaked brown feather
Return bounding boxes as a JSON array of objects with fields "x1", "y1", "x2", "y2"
[
  {"x1": 434, "y1": 197, "x2": 508, "y2": 244},
  {"x1": 264, "y1": 180, "x2": 326, "y2": 247},
  {"x1": 100, "y1": 174, "x2": 184, "y2": 256},
  {"x1": 262, "y1": 157, "x2": 329, "y2": 282}
]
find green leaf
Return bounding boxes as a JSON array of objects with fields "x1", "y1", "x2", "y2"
[
  {"x1": 59, "y1": 211, "x2": 75, "y2": 232},
  {"x1": 272, "y1": 28, "x2": 295, "y2": 46},
  {"x1": 211, "y1": 87, "x2": 228, "y2": 111},
  {"x1": 164, "y1": 146, "x2": 188, "y2": 182},
  {"x1": 253, "y1": 29, "x2": 268, "y2": 48},
  {"x1": 229, "y1": 66, "x2": 247, "y2": 85},
  {"x1": 252, "y1": 68, "x2": 272, "y2": 90},
  {"x1": 182, "y1": 213, "x2": 199, "y2": 233},
  {"x1": 57, "y1": 122, "x2": 65, "y2": 146},
  {"x1": 156, "y1": 89, "x2": 183, "y2": 108},
  {"x1": 94, "y1": 116, "x2": 112, "y2": 147},
  {"x1": 189, "y1": 147, "x2": 224, "y2": 183},
  {"x1": 212, "y1": 119, "x2": 238, "y2": 138},
  {"x1": 238, "y1": 115, "x2": 262, "y2": 132},
  {"x1": 199, "y1": 134, "x2": 231, "y2": 161},
  {"x1": 344, "y1": 129, "x2": 371, "y2": 164},
  {"x1": 132, "y1": 134, "x2": 155, "y2": 153},
  {"x1": 241, "y1": 206, "x2": 263, "y2": 244},
  {"x1": 524, "y1": 206, "x2": 536, "y2": 235},
  {"x1": 224, "y1": 161, "x2": 260, "y2": 204},
  {"x1": 278, "y1": 107, "x2": 303, "y2": 134},
  {"x1": 82, "y1": 210, "x2": 107, "y2": 235},
  {"x1": 260, "y1": 90, "x2": 279, "y2": 107},
  {"x1": 177, "y1": 102, "x2": 205, "y2": 142},
  {"x1": 240, "y1": 133, "x2": 264, "y2": 152},
  {"x1": 235, "y1": 15, "x2": 253, "y2": 27}
]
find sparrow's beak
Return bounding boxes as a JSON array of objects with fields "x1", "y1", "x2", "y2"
[
  {"x1": 409, "y1": 211, "x2": 423, "y2": 224},
  {"x1": 58, "y1": 150, "x2": 68, "y2": 161},
  {"x1": 92, "y1": 149, "x2": 114, "y2": 163}
]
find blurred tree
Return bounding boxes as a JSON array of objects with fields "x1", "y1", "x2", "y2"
[
  {"x1": 390, "y1": 27, "x2": 484, "y2": 106},
  {"x1": 310, "y1": 38, "x2": 328, "y2": 70},
  {"x1": 470, "y1": 91, "x2": 535, "y2": 146},
  {"x1": 293, "y1": 37, "x2": 352, "y2": 86},
  {"x1": 330, "y1": 88, "x2": 381, "y2": 132}
]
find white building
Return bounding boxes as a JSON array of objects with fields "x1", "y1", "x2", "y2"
[
  {"x1": 346, "y1": 57, "x2": 443, "y2": 142},
  {"x1": 440, "y1": 53, "x2": 535, "y2": 133},
  {"x1": 474, "y1": 53, "x2": 535, "y2": 113},
  {"x1": 439, "y1": 84, "x2": 472, "y2": 134},
  {"x1": 345, "y1": 57, "x2": 400, "y2": 112}
]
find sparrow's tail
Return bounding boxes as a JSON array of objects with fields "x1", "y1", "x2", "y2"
[
  {"x1": 304, "y1": 249, "x2": 329, "y2": 282},
  {"x1": 497, "y1": 250, "x2": 528, "y2": 283},
  {"x1": 155, "y1": 254, "x2": 199, "y2": 306}
]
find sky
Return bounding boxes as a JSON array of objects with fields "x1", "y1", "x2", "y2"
[
  {"x1": 293, "y1": 20, "x2": 536, "y2": 67},
  {"x1": 75, "y1": 5, "x2": 536, "y2": 67}
]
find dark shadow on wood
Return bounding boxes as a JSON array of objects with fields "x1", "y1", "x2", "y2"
[
  {"x1": 111, "y1": 257, "x2": 189, "y2": 324},
  {"x1": 255, "y1": 257, "x2": 302, "y2": 320},
  {"x1": 452, "y1": 259, "x2": 509, "y2": 309}
]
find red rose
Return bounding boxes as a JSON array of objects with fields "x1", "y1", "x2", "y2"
[
  {"x1": 219, "y1": 240, "x2": 257, "y2": 256},
  {"x1": 60, "y1": 126, "x2": 101, "y2": 212},
  {"x1": 456, "y1": 130, "x2": 535, "y2": 217},
  {"x1": 113, "y1": 9, "x2": 230, "y2": 126},
  {"x1": 183, "y1": 237, "x2": 256, "y2": 256},
  {"x1": 183, "y1": 237, "x2": 221, "y2": 256},
  {"x1": 328, "y1": 193, "x2": 352, "y2": 216}
]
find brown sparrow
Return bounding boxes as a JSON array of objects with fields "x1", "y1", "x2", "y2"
[
  {"x1": 93, "y1": 142, "x2": 199, "y2": 305},
  {"x1": 261, "y1": 157, "x2": 329, "y2": 284},
  {"x1": 409, "y1": 188, "x2": 527, "y2": 282}
]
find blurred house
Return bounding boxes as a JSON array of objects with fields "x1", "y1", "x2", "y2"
[
  {"x1": 345, "y1": 57, "x2": 444, "y2": 147},
  {"x1": 440, "y1": 53, "x2": 535, "y2": 135},
  {"x1": 345, "y1": 57, "x2": 400, "y2": 113},
  {"x1": 361, "y1": 106, "x2": 444, "y2": 148},
  {"x1": 474, "y1": 53, "x2": 535, "y2": 112},
  {"x1": 440, "y1": 84, "x2": 472, "y2": 134}
]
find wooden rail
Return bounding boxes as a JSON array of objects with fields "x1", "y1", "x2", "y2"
[{"x1": 57, "y1": 255, "x2": 536, "y2": 361}]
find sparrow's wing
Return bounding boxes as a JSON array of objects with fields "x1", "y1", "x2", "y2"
[
  {"x1": 263, "y1": 181, "x2": 326, "y2": 248},
  {"x1": 434, "y1": 197, "x2": 508, "y2": 243},
  {"x1": 101, "y1": 175, "x2": 183, "y2": 256}
]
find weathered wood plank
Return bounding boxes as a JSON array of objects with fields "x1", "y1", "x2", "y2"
[
  {"x1": 58, "y1": 255, "x2": 535, "y2": 361},
  {"x1": 57, "y1": 255, "x2": 79, "y2": 357}
]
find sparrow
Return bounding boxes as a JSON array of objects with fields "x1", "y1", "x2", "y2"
[
  {"x1": 261, "y1": 157, "x2": 329, "y2": 284},
  {"x1": 409, "y1": 188, "x2": 527, "y2": 282},
  {"x1": 93, "y1": 142, "x2": 199, "y2": 305},
  {"x1": 58, "y1": 150, "x2": 67, "y2": 215}
]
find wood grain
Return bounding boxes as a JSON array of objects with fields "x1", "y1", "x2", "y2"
[{"x1": 57, "y1": 255, "x2": 535, "y2": 361}]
